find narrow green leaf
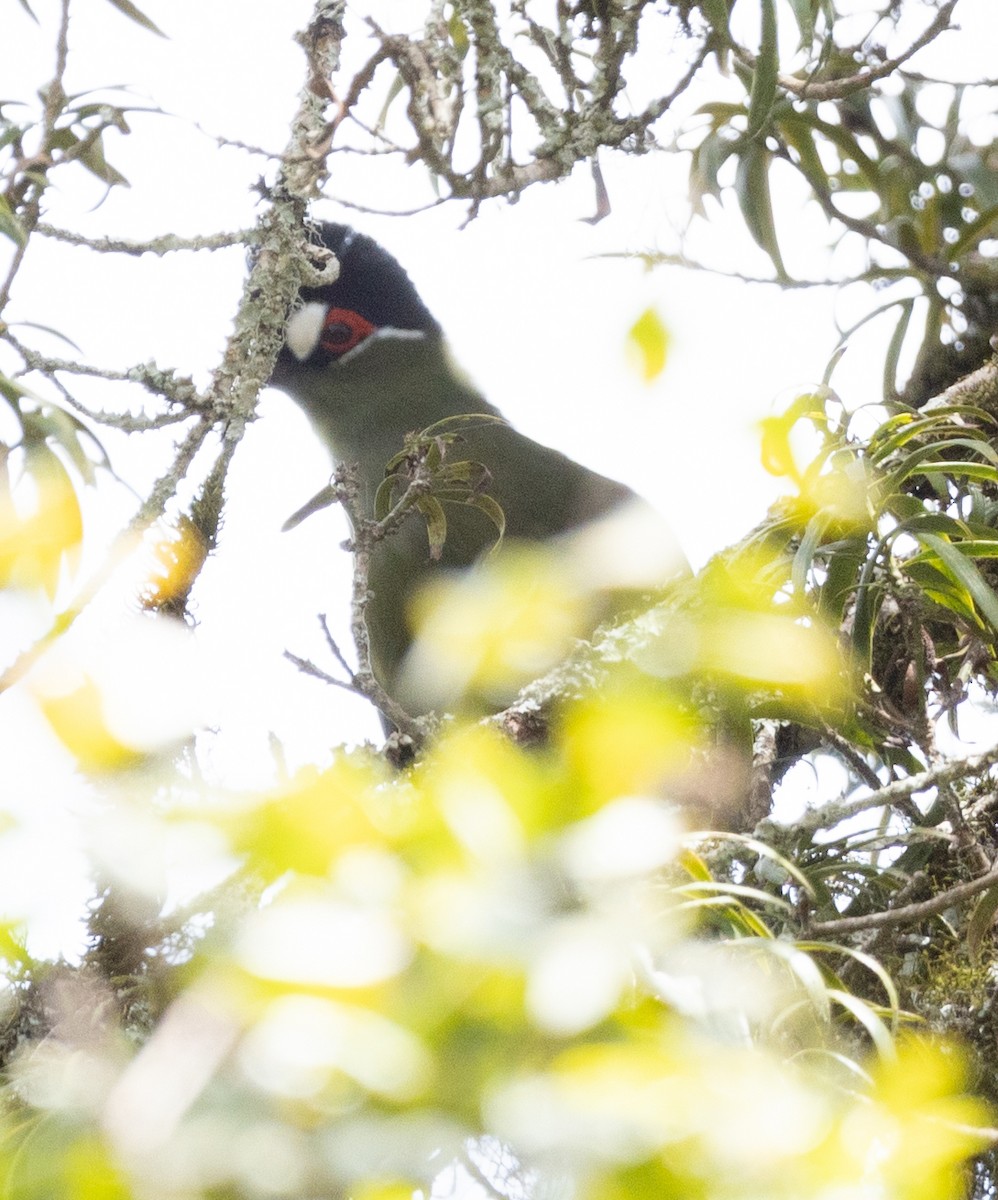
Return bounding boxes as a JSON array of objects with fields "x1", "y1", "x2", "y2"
[
  {"x1": 465, "y1": 494, "x2": 506, "y2": 548},
  {"x1": 8, "y1": 320, "x2": 83, "y2": 353},
  {"x1": 902, "y1": 461, "x2": 998, "y2": 486},
  {"x1": 897, "y1": 511, "x2": 971, "y2": 539},
  {"x1": 0, "y1": 196, "x2": 26, "y2": 246},
  {"x1": 689, "y1": 131, "x2": 735, "y2": 215},
  {"x1": 821, "y1": 342, "x2": 847, "y2": 387},
  {"x1": 699, "y1": 0, "x2": 731, "y2": 41},
  {"x1": 827, "y1": 989, "x2": 896, "y2": 1059},
  {"x1": 0, "y1": 372, "x2": 39, "y2": 411},
  {"x1": 786, "y1": 0, "x2": 816, "y2": 49},
  {"x1": 881, "y1": 445, "x2": 998, "y2": 494},
  {"x1": 765, "y1": 940, "x2": 832, "y2": 1022},
  {"x1": 870, "y1": 412, "x2": 997, "y2": 463},
  {"x1": 677, "y1": 846, "x2": 713, "y2": 882},
  {"x1": 374, "y1": 475, "x2": 395, "y2": 521},
  {"x1": 928, "y1": 539, "x2": 998, "y2": 559},
  {"x1": 382, "y1": 447, "x2": 411, "y2": 475},
  {"x1": 78, "y1": 132, "x2": 129, "y2": 187},
  {"x1": 734, "y1": 142, "x2": 786, "y2": 277},
  {"x1": 416, "y1": 496, "x2": 448, "y2": 560},
  {"x1": 967, "y1": 880, "x2": 998, "y2": 965},
  {"x1": 792, "y1": 514, "x2": 825, "y2": 594},
  {"x1": 799, "y1": 112, "x2": 881, "y2": 187},
  {"x1": 882, "y1": 492, "x2": 927, "y2": 521},
  {"x1": 421, "y1": 412, "x2": 506, "y2": 439},
  {"x1": 852, "y1": 533, "x2": 892, "y2": 664},
  {"x1": 819, "y1": 538, "x2": 866, "y2": 623},
  {"x1": 949, "y1": 203, "x2": 998, "y2": 258},
  {"x1": 103, "y1": 0, "x2": 166, "y2": 37},
  {"x1": 883, "y1": 297, "x2": 914, "y2": 401},
  {"x1": 916, "y1": 531, "x2": 998, "y2": 633},
  {"x1": 744, "y1": 0, "x2": 778, "y2": 142},
  {"x1": 903, "y1": 559, "x2": 980, "y2": 626},
  {"x1": 29, "y1": 405, "x2": 108, "y2": 485},
  {"x1": 376, "y1": 71, "x2": 406, "y2": 135},
  {"x1": 687, "y1": 832, "x2": 817, "y2": 896},
  {"x1": 693, "y1": 102, "x2": 746, "y2": 121},
  {"x1": 433, "y1": 459, "x2": 492, "y2": 492},
  {"x1": 798, "y1": 941, "x2": 901, "y2": 1019},
  {"x1": 282, "y1": 485, "x2": 339, "y2": 533}
]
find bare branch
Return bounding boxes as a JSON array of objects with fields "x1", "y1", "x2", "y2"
[
  {"x1": 808, "y1": 855, "x2": 998, "y2": 937},
  {"x1": 736, "y1": 0, "x2": 958, "y2": 103},
  {"x1": 794, "y1": 742, "x2": 998, "y2": 834},
  {"x1": 34, "y1": 224, "x2": 254, "y2": 255}
]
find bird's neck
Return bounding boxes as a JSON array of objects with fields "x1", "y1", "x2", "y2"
[{"x1": 287, "y1": 331, "x2": 501, "y2": 509}]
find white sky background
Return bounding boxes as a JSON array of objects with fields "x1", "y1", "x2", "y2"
[{"x1": 1, "y1": 0, "x2": 995, "y2": 951}]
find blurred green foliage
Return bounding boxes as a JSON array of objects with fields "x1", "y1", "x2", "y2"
[
  {"x1": 3, "y1": 0, "x2": 998, "y2": 1196},
  {"x1": 0, "y1": 402, "x2": 995, "y2": 1197}
]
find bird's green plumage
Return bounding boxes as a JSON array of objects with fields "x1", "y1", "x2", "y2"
[{"x1": 269, "y1": 224, "x2": 678, "y2": 714}]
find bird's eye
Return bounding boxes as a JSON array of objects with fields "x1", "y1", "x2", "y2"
[
  {"x1": 323, "y1": 322, "x2": 353, "y2": 346},
  {"x1": 321, "y1": 307, "x2": 377, "y2": 357}
]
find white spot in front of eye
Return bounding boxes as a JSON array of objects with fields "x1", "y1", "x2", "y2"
[{"x1": 285, "y1": 302, "x2": 328, "y2": 361}]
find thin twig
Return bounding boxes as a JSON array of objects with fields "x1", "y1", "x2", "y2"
[
  {"x1": 34, "y1": 224, "x2": 255, "y2": 255},
  {"x1": 808, "y1": 855, "x2": 998, "y2": 936},
  {"x1": 795, "y1": 741, "x2": 998, "y2": 833},
  {"x1": 0, "y1": 0, "x2": 71, "y2": 316},
  {"x1": 735, "y1": 0, "x2": 957, "y2": 103}
]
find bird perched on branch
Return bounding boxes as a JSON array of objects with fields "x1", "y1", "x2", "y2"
[{"x1": 269, "y1": 222, "x2": 685, "y2": 718}]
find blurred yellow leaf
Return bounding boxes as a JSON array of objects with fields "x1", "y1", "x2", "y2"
[
  {"x1": 699, "y1": 609, "x2": 843, "y2": 692},
  {"x1": 794, "y1": 457, "x2": 873, "y2": 529},
  {"x1": 139, "y1": 516, "x2": 208, "y2": 612},
  {"x1": 0, "y1": 449, "x2": 83, "y2": 597},
  {"x1": 423, "y1": 723, "x2": 552, "y2": 846},
  {"x1": 36, "y1": 671, "x2": 142, "y2": 772},
  {"x1": 821, "y1": 1039, "x2": 996, "y2": 1200},
  {"x1": 560, "y1": 688, "x2": 698, "y2": 810},
  {"x1": 32, "y1": 617, "x2": 199, "y2": 769},
  {"x1": 239, "y1": 993, "x2": 430, "y2": 1101},
  {"x1": 627, "y1": 307, "x2": 670, "y2": 383},
  {"x1": 353, "y1": 1181, "x2": 422, "y2": 1200},
  {"x1": 234, "y1": 757, "x2": 391, "y2": 878},
  {"x1": 403, "y1": 544, "x2": 591, "y2": 710},
  {"x1": 236, "y1": 885, "x2": 412, "y2": 990},
  {"x1": 759, "y1": 411, "x2": 802, "y2": 481},
  {"x1": 2, "y1": 1125, "x2": 132, "y2": 1200},
  {"x1": 758, "y1": 392, "x2": 835, "y2": 485}
]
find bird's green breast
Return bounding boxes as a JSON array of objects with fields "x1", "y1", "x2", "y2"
[{"x1": 278, "y1": 326, "x2": 648, "y2": 705}]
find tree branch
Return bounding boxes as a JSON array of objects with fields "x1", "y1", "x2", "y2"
[{"x1": 808, "y1": 855, "x2": 998, "y2": 936}]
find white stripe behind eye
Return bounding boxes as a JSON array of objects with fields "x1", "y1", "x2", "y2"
[
  {"x1": 285, "y1": 302, "x2": 328, "y2": 361},
  {"x1": 336, "y1": 326, "x2": 427, "y2": 361}
]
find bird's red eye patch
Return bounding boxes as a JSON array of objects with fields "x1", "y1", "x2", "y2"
[{"x1": 321, "y1": 307, "x2": 377, "y2": 357}]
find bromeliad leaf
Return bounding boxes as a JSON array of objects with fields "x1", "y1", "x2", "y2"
[
  {"x1": 465, "y1": 494, "x2": 505, "y2": 549},
  {"x1": 913, "y1": 531, "x2": 998, "y2": 634},
  {"x1": 420, "y1": 412, "x2": 507, "y2": 439},
  {"x1": 416, "y1": 496, "x2": 447, "y2": 561},
  {"x1": 967, "y1": 879, "x2": 998, "y2": 966},
  {"x1": 431, "y1": 459, "x2": 493, "y2": 496}
]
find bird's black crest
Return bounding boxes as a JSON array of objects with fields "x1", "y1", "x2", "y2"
[{"x1": 300, "y1": 223, "x2": 441, "y2": 336}]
